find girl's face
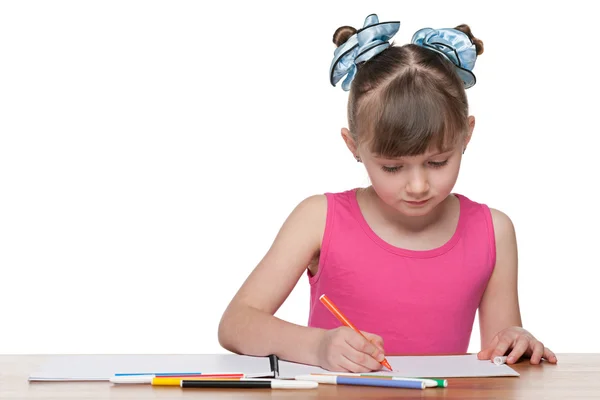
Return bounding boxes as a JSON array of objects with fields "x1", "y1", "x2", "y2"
[{"x1": 360, "y1": 144, "x2": 464, "y2": 217}]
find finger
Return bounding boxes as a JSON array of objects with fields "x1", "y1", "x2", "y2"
[
  {"x1": 477, "y1": 347, "x2": 493, "y2": 360},
  {"x1": 344, "y1": 335, "x2": 384, "y2": 371},
  {"x1": 529, "y1": 341, "x2": 544, "y2": 364},
  {"x1": 322, "y1": 344, "x2": 352, "y2": 373},
  {"x1": 370, "y1": 340, "x2": 385, "y2": 354},
  {"x1": 333, "y1": 362, "x2": 352, "y2": 373},
  {"x1": 543, "y1": 347, "x2": 558, "y2": 364},
  {"x1": 346, "y1": 341, "x2": 384, "y2": 371},
  {"x1": 371, "y1": 338, "x2": 385, "y2": 352},
  {"x1": 361, "y1": 331, "x2": 385, "y2": 353},
  {"x1": 478, "y1": 335, "x2": 500, "y2": 360},
  {"x1": 506, "y1": 337, "x2": 530, "y2": 364},
  {"x1": 337, "y1": 353, "x2": 374, "y2": 373},
  {"x1": 345, "y1": 347, "x2": 383, "y2": 372},
  {"x1": 347, "y1": 332, "x2": 385, "y2": 364},
  {"x1": 490, "y1": 338, "x2": 513, "y2": 360}
]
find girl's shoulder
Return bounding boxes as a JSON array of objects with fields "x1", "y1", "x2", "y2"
[
  {"x1": 455, "y1": 193, "x2": 515, "y2": 247},
  {"x1": 297, "y1": 188, "x2": 357, "y2": 213},
  {"x1": 287, "y1": 194, "x2": 328, "y2": 234},
  {"x1": 489, "y1": 207, "x2": 515, "y2": 245},
  {"x1": 290, "y1": 189, "x2": 358, "y2": 236},
  {"x1": 294, "y1": 193, "x2": 327, "y2": 214}
]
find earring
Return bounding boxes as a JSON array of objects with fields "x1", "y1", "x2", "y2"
[
  {"x1": 463, "y1": 148, "x2": 466, "y2": 154},
  {"x1": 355, "y1": 155, "x2": 362, "y2": 163}
]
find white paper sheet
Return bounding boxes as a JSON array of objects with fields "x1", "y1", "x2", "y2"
[
  {"x1": 29, "y1": 354, "x2": 518, "y2": 382},
  {"x1": 385, "y1": 355, "x2": 520, "y2": 377},
  {"x1": 281, "y1": 355, "x2": 518, "y2": 378},
  {"x1": 28, "y1": 354, "x2": 273, "y2": 381}
]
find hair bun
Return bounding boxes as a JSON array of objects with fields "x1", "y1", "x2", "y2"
[
  {"x1": 454, "y1": 24, "x2": 484, "y2": 55},
  {"x1": 333, "y1": 26, "x2": 357, "y2": 47}
]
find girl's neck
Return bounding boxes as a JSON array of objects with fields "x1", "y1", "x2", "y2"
[{"x1": 360, "y1": 186, "x2": 454, "y2": 234}]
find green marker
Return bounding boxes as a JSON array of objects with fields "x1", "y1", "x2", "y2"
[
  {"x1": 314, "y1": 372, "x2": 447, "y2": 388},
  {"x1": 363, "y1": 374, "x2": 447, "y2": 388},
  {"x1": 420, "y1": 378, "x2": 448, "y2": 388}
]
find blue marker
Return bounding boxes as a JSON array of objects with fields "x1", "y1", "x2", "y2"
[{"x1": 295, "y1": 374, "x2": 426, "y2": 389}]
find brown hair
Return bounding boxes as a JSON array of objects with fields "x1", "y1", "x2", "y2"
[{"x1": 333, "y1": 24, "x2": 484, "y2": 158}]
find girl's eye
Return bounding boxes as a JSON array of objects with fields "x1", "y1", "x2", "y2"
[
  {"x1": 381, "y1": 165, "x2": 402, "y2": 173},
  {"x1": 429, "y1": 160, "x2": 449, "y2": 168}
]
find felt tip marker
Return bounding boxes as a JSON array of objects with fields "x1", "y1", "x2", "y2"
[
  {"x1": 114, "y1": 372, "x2": 203, "y2": 376},
  {"x1": 111, "y1": 376, "x2": 247, "y2": 385},
  {"x1": 313, "y1": 373, "x2": 444, "y2": 388},
  {"x1": 110, "y1": 374, "x2": 245, "y2": 384},
  {"x1": 295, "y1": 375, "x2": 425, "y2": 389},
  {"x1": 180, "y1": 379, "x2": 318, "y2": 389},
  {"x1": 319, "y1": 294, "x2": 393, "y2": 371}
]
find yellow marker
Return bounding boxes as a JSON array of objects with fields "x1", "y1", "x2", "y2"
[{"x1": 151, "y1": 377, "x2": 241, "y2": 386}]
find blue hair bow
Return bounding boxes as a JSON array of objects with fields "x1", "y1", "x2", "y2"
[
  {"x1": 329, "y1": 15, "x2": 478, "y2": 90},
  {"x1": 411, "y1": 27, "x2": 477, "y2": 88},
  {"x1": 329, "y1": 14, "x2": 400, "y2": 91}
]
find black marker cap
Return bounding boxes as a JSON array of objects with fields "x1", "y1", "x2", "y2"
[{"x1": 268, "y1": 354, "x2": 279, "y2": 378}]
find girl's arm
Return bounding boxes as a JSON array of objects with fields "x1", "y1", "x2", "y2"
[
  {"x1": 478, "y1": 208, "x2": 522, "y2": 346},
  {"x1": 477, "y1": 208, "x2": 557, "y2": 364},
  {"x1": 218, "y1": 195, "x2": 385, "y2": 370}
]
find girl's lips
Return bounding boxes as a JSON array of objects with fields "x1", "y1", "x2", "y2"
[{"x1": 404, "y1": 199, "x2": 430, "y2": 206}]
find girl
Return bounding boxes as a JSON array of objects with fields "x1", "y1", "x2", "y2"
[{"x1": 218, "y1": 14, "x2": 557, "y2": 372}]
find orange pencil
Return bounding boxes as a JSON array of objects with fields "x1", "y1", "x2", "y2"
[{"x1": 319, "y1": 294, "x2": 393, "y2": 371}]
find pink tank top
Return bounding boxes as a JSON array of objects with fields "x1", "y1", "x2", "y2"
[{"x1": 307, "y1": 189, "x2": 496, "y2": 354}]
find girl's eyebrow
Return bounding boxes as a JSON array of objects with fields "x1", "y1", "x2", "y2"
[
  {"x1": 373, "y1": 148, "x2": 455, "y2": 160},
  {"x1": 430, "y1": 148, "x2": 455, "y2": 156}
]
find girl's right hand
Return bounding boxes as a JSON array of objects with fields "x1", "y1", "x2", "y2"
[{"x1": 316, "y1": 327, "x2": 387, "y2": 372}]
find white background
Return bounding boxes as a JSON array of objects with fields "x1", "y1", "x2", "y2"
[{"x1": 1, "y1": 1, "x2": 598, "y2": 354}]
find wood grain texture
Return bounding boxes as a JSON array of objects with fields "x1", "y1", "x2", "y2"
[{"x1": 1, "y1": 354, "x2": 599, "y2": 399}]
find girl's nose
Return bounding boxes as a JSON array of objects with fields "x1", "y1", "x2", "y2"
[{"x1": 406, "y1": 170, "x2": 430, "y2": 196}]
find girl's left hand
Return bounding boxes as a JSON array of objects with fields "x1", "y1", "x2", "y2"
[{"x1": 477, "y1": 327, "x2": 558, "y2": 365}]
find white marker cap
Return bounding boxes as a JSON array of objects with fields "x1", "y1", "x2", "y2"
[
  {"x1": 271, "y1": 379, "x2": 318, "y2": 389},
  {"x1": 493, "y1": 356, "x2": 508, "y2": 365},
  {"x1": 295, "y1": 375, "x2": 336, "y2": 384},
  {"x1": 110, "y1": 375, "x2": 154, "y2": 384}
]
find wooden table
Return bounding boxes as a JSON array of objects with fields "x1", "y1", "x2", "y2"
[{"x1": 1, "y1": 354, "x2": 599, "y2": 399}]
